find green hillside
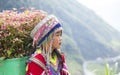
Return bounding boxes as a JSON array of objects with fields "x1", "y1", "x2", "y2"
[{"x1": 0, "y1": 0, "x2": 120, "y2": 74}]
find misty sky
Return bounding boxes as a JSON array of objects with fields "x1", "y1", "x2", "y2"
[{"x1": 77, "y1": 0, "x2": 120, "y2": 32}]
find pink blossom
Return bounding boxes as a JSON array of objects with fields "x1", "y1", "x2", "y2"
[
  {"x1": 1, "y1": 24, "x2": 7, "y2": 30},
  {"x1": 0, "y1": 9, "x2": 47, "y2": 58}
]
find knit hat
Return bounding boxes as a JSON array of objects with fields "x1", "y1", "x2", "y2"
[{"x1": 30, "y1": 15, "x2": 62, "y2": 47}]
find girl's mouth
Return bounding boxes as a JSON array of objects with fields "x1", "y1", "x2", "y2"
[{"x1": 59, "y1": 42, "x2": 61, "y2": 45}]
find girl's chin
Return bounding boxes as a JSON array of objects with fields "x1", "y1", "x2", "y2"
[{"x1": 52, "y1": 47, "x2": 60, "y2": 50}]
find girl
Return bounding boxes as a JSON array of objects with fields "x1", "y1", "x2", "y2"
[{"x1": 26, "y1": 15, "x2": 70, "y2": 75}]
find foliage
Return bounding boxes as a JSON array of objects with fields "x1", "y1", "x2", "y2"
[
  {"x1": 0, "y1": 8, "x2": 47, "y2": 59},
  {"x1": 105, "y1": 63, "x2": 118, "y2": 75},
  {"x1": 86, "y1": 61, "x2": 119, "y2": 75}
]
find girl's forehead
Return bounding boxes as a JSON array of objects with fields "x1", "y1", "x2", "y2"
[{"x1": 55, "y1": 28, "x2": 62, "y2": 33}]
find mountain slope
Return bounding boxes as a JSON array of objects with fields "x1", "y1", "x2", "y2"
[{"x1": 30, "y1": 0, "x2": 120, "y2": 58}]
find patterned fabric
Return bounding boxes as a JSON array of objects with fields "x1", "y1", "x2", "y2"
[
  {"x1": 26, "y1": 53, "x2": 70, "y2": 75},
  {"x1": 30, "y1": 15, "x2": 62, "y2": 47}
]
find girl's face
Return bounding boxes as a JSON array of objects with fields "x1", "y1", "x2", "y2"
[{"x1": 52, "y1": 29, "x2": 62, "y2": 49}]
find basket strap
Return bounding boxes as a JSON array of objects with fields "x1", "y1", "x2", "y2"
[{"x1": 29, "y1": 57, "x2": 48, "y2": 73}]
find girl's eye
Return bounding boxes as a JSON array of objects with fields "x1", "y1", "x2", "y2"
[
  {"x1": 55, "y1": 30, "x2": 62, "y2": 36},
  {"x1": 55, "y1": 32, "x2": 62, "y2": 36},
  {"x1": 55, "y1": 33, "x2": 60, "y2": 36}
]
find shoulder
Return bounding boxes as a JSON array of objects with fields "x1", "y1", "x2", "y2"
[
  {"x1": 26, "y1": 53, "x2": 46, "y2": 75},
  {"x1": 31, "y1": 48, "x2": 46, "y2": 64},
  {"x1": 33, "y1": 53, "x2": 46, "y2": 64}
]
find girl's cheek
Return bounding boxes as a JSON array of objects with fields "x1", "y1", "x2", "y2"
[{"x1": 52, "y1": 40, "x2": 57, "y2": 48}]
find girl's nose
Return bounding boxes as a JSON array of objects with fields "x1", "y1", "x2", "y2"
[{"x1": 59, "y1": 36, "x2": 62, "y2": 41}]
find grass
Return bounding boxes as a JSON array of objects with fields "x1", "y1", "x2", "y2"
[{"x1": 86, "y1": 61, "x2": 118, "y2": 75}]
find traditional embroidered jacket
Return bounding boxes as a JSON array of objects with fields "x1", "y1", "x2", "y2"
[{"x1": 26, "y1": 50, "x2": 70, "y2": 75}]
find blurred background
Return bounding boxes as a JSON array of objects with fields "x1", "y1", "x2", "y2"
[
  {"x1": 0, "y1": 0, "x2": 120, "y2": 75},
  {"x1": 77, "y1": 0, "x2": 120, "y2": 32}
]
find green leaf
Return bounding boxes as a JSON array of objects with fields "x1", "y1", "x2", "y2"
[
  {"x1": 7, "y1": 50, "x2": 12, "y2": 57},
  {"x1": 105, "y1": 63, "x2": 110, "y2": 75}
]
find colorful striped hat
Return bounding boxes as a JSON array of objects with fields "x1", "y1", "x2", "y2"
[{"x1": 30, "y1": 15, "x2": 62, "y2": 47}]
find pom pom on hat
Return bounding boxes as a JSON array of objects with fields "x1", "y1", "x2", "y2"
[{"x1": 30, "y1": 15, "x2": 62, "y2": 47}]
